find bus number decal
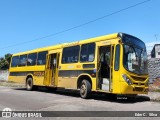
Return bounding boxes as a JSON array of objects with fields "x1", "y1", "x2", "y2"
[{"x1": 33, "y1": 72, "x2": 44, "y2": 77}]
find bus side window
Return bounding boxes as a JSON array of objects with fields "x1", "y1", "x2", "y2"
[
  {"x1": 80, "y1": 43, "x2": 95, "y2": 62},
  {"x1": 18, "y1": 55, "x2": 27, "y2": 67},
  {"x1": 62, "y1": 45, "x2": 80, "y2": 64},
  {"x1": 27, "y1": 53, "x2": 37, "y2": 66},
  {"x1": 37, "y1": 51, "x2": 48, "y2": 65},
  {"x1": 11, "y1": 56, "x2": 19, "y2": 67}
]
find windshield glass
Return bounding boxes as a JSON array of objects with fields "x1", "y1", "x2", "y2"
[{"x1": 123, "y1": 44, "x2": 148, "y2": 74}]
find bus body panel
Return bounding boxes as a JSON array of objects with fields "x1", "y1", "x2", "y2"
[{"x1": 9, "y1": 65, "x2": 46, "y2": 86}]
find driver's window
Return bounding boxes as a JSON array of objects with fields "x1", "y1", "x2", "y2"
[{"x1": 124, "y1": 45, "x2": 137, "y2": 72}]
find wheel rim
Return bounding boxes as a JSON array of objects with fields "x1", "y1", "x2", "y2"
[
  {"x1": 27, "y1": 80, "x2": 31, "y2": 89},
  {"x1": 80, "y1": 83, "x2": 86, "y2": 96}
]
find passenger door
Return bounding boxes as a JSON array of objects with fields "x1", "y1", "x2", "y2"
[
  {"x1": 44, "y1": 50, "x2": 60, "y2": 86},
  {"x1": 97, "y1": 41, "x2": 114, "y2": 92}
]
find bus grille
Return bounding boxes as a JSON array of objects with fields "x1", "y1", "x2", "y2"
[
  {"x1": 131, "y1": 76, "x2": 146, "y2": 81},
  {"x1": 134, "y1": 87, "x2": 144, "y2": 92}
]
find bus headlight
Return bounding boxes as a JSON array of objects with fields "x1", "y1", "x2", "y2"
[{"x1": 122, "y1": 74, "x2": 132, "y2": 85}]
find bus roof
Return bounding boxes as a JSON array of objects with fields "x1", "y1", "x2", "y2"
[{"x1": 13, "y1": 33, "x2": 119, "y2": 56}]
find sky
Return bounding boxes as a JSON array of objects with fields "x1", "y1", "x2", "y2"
[{"x1": 0, "y1": 0, "x2": 160, "y2": 57}]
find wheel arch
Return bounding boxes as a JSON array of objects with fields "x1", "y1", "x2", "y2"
[
  {"x1": 26, "y1": 74, "x2": 34, "y2": 85},
  {"x1": 77, "y1": 74, "x2": 92, "y2": 89}
]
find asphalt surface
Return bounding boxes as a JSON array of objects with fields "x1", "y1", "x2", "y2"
[{"x1": 0, "y1": 86, "x2": 160, "y2": 120}]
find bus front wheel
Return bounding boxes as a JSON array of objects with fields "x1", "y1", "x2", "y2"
[
  {"x1": 80, "y1": 80, "x2": 91, "y2": 99},
  {"x1": 26, "y1": 77, "x2": 34, "y2": 91}
]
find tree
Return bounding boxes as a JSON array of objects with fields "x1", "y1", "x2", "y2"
[{"x1": 0, "y1": 53, "x2": 12, "y2": 70}]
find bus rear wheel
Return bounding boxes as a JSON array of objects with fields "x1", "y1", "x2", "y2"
[
  {"x1": 26, "y1": 77, "x2": 34, "y2": 91},
  {"x1": 80, "y1": 80, "x2": 91, "y2": 99}
]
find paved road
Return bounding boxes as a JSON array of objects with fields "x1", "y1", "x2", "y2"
[{"x1": 0, "y1": 86, "x2": 160, "y2": 120}]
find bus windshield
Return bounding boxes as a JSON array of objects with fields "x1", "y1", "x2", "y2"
[{"x1": 122, "y1": 35, "x2": 148, "y2": 75}]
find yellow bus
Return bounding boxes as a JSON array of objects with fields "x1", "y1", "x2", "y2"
[{"x1": 9, "y1": 33, "x2": 149, "y2": 99}]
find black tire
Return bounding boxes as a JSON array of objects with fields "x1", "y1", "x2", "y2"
[
  {"x1": 26, "y1": 77, "x2": 34, "y2": 91},
  {"x1": 80, "y1": 80, "x2": 91, "y2": 99}
]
